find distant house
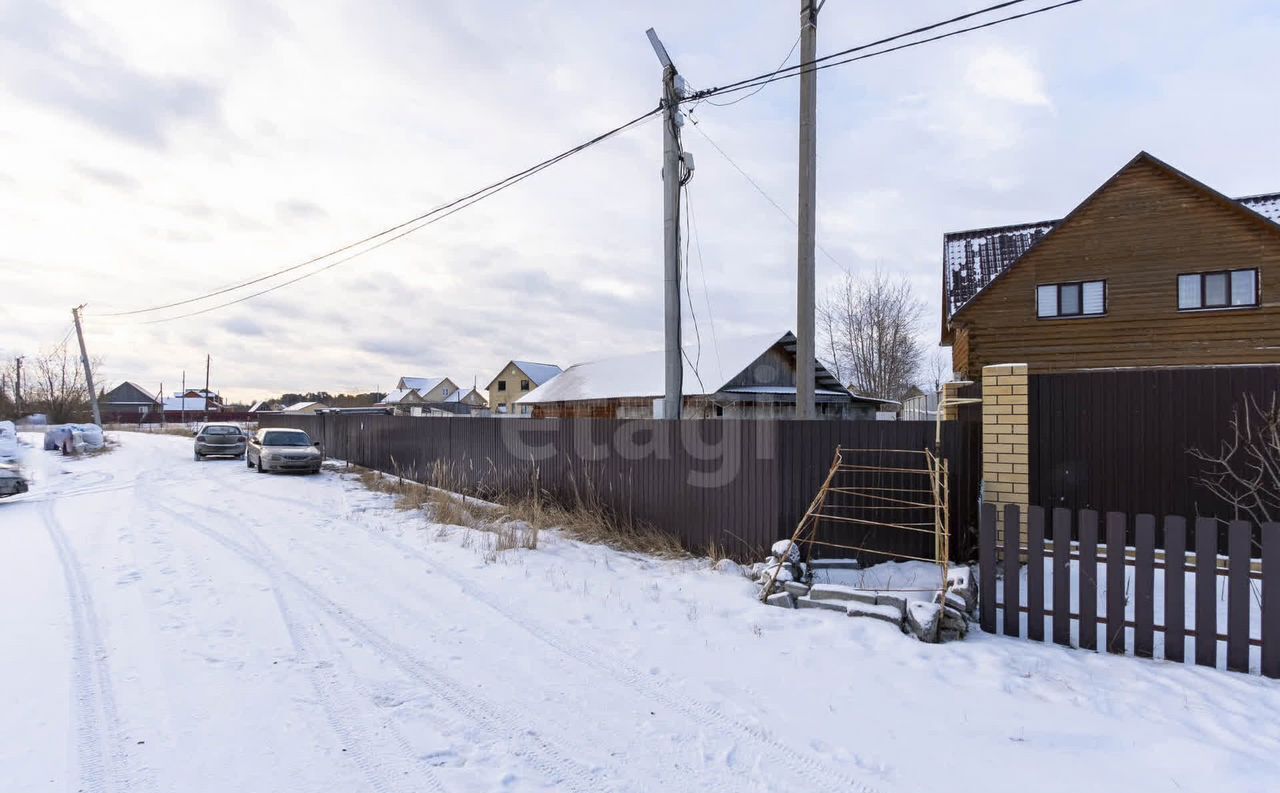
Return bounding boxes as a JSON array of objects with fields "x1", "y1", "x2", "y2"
[
  {"x1": 178, "y1": 388, "x2": 223, "y2": 410},
  {"x1": 396, "y1": 376, "x2": 459, "y2": 403},
  {"x1": 487, "y1": 361, "x2": 563, "y2": 416},
  {"x1": 378, "y1": 387, "x2": 430, "y2": 416},
  {"x1": 101, "y1": 382, "x2": 161, "y2": 417},
  {"x1": 248, "y1": 400, "x2": 282, "y2": 414},
  {"x1": 282, "y1": 401, "x2": 327, "y2": 414},
  {"x1": 942, "y1": 151, "x2": 1280, "y2": 380},
  {"x1": 163, "y1": 396, "x2": 217, "y2": 413},
  {"x1": 443, "y1": 386, "x2": 488, "y2": 408},
  {"x1": 517, "y1": 331, "x2": 880, "y2": 419}
]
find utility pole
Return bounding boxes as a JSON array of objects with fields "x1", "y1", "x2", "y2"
[
  {"x1": 158, "y1": 381, "x2": 164, "y2": 427},
  {"x1": 181, "y1": 370, "x2": 186, "y2": 428},
  {"x1": 795, "y1": 0, "x2": 822, "y2": 419},
  {"x1": 647, "y1": 27, "x2": 684, "y2": 419},
  {"x1": 14, "y1": 355, "x2": 22, "y2": 417},
  {"x1": 71, "y1": 305, "x2": 102, "y2": 426},
  {"x1": 204, "y1": 354, "x2": 211, "y2": 424}
]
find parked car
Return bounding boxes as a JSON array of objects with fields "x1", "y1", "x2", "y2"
[
  {"x1": 194, "y1": 423, "x2": 247, "y2": 460},
  {"x1": 0, "y1": 462, "x2": 27, "y2": 498},
  {"x1": 246, "y1": 428, "x2": 323, "y2": 474}
]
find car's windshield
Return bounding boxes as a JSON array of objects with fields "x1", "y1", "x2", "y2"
[
  {"x1": 262, "y1": 430, "x2": 311, "y2": 446},
  {"x1": 203, "y1": 426, "x2": 241, "y2": 436}
]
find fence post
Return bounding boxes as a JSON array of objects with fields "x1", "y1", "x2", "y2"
[
  {"x1": 1195, "y1": 517, "x2": 1218, "y2": 668},
  {"x1": 1052, "y1": 508, "x2": 1071, "y2": 646},
  {"x1": 1226, "y1": 520, "x2": 1251, "y2": 673},
  {"x1": 1264, "y1": 522, "x2": 1280, "y2": 679},
  {"x1": 1106, "y1": 512, "x2": 1126, "y2": 654},
  {"x1": 979, "y1": 503, "x2": 997, "y2": 633},
  {"x1": 1027, "y1": 506, "x2": 1045, "y2": 642},
  {"x1": 1077, "y1": 510, "x2": 1099, "y2": 651},
  {"x1": 1164, "y1": 516, "x2": 1187, "y2": 664},
  {"x1": 1134, "y1": 515, "x2": 1156, "y2": 659},
  {"x1": 1003, "y1": 503, "x2": 1021, "y2": 637}
]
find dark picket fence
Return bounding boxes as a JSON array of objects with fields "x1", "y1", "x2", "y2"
[
  {"x1": 260, "y1": 413, "x2": 983, "y2": 560},
  {"x1": 978, "y1": 504, "x2": 1280, "y2": 677}
]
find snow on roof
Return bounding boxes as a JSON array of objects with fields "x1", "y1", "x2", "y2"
[
  {"x1": 247, "y1": 400, "x2": 277, "y2": 412},
  {"x1": 442, "y1": 387, "x2": 481, "y2": 403},
  {"x1": 162, "y1": 397, "x2": 210, "y2": 411},
  {"x1": 399, "y1": 376, "x2": 447, "y2": 393},
  {"x1": 379, "y1": 388, "x2": 421, "y2": 404},
  {"x1": 945, "y1": 191, "x2": 1280, "y2": 320},
  {"x1": 283, "y1": 401, "x2": 321, "y2": 411},
  {"x1": 517, "y1": 332, "x2": 848, "y2": 405},
  {"x1": 511, "y1": 361, "x2": 563, "y2": 386}
]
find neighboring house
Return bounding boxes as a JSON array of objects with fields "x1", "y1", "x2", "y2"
[
  {"x1": 487, "y1": 361, "x2": 563, "y2": 416},
  {"x1": 248, "y1": 400, "x2": 282, "y2": 413},
  {"x1": 378, "y1": 387, "x2": 431, "y2": 416},
  {"x1": 101, "y1": 382, "x2": 161, "y2": 417},
  {"x1": 942, "y1": 151, "x2": 1280, "y2": 380},
  {"x1": 442, "y1": 387, "x2": 488, "y2": 408},
  {"x1": 179, "y1": 388, "x2": 223, "y2": 409},
  {"x1": 163, "y1": 397, "x2": 216, "y2": 413},
  {"x1": 517, "y1": 331, "x2": 881, "y2": 419},
  {"x1": 282, "y1": 401, "x2": 327, "y2": 414},
  {"x1": 396, "y1": 376, "x2": 459, "y2": 403}
]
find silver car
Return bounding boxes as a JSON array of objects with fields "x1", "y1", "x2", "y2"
[
  {"x1": 194, "y1": 423, "x2": 247, "y2": 460},
  {"x1": 0, "y1": 463, "x2": 27, "y2": 498},
  {"x1": 246, "y1": 428, "x2": 323, "y2": 474}
]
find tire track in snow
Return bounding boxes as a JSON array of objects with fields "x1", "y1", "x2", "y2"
[
  {"x1": 153, "y1": 502, "x2": 615, "y2": 793},
  {"x1": 40, "y1": 498, "x2": 139, "y2": 793},
  {"x1": 219, "y1": 478, "x2": 881, "y2": 792}
]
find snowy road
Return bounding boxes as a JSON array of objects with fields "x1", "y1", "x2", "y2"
[{"x1": 2, "y1": 432, "x2": 1279, "y2": 792}]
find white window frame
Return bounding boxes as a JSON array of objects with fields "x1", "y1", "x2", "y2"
[{"x1": 1036, "y1": 280, "x2": 1107, "y2": 319}]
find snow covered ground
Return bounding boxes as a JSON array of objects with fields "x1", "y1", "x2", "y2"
[{"x1": 2, "y1": 432, "x2": 1279, "y2": 793}]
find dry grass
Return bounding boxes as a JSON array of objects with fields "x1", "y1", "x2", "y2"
[{"x1": 349, "y1": 460, "x2": 696, "y2": 562}]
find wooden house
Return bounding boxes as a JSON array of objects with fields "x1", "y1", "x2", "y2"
[{"x1": 942, "y1": 152, "x2": 1280, "y2": 379}]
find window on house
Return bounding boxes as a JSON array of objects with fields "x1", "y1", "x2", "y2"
[
  {"x1": 497, "y1": 381, "x2": 507, "y2": 391},
  {"x1": 1036, "y1": 280, "x2": 1106, "y2": 318},
  {"x1": 1178, "y1": 269, "x2": 1258, "y2": 310},
  {"x1": 520, "y1": 379, "x2": 530, "y2": 391}
]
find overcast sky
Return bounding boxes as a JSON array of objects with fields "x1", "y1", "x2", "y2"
[{"x1": 1, "y1": 0, "x2": 1277, "y2": 402}]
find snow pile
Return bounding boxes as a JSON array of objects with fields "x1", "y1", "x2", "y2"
[
  {"x1": 0, "y1": 421, "x2": 17, "y2": 461},
  {"x1": 42, "y1": 424, "x2": 104, "y2": 453}
]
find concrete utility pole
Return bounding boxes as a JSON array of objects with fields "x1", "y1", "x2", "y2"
[
  {"x1": 647, "y1": 27, "x2": 684, "y2": 420},
  {"x1": 71, "y1": 305, "x2": 102, "y2": 426},
  {"x1": 181, "y1": 370, "x2": 186, "y2": 428},
  {"x1": 204, "y1": 354, "x2": 211, "y2": 424},
  {"x1": 795, "y1": 0, "x2": 821, "y2": 419},
  {"x1": 14, "y1": 355, "x2": 22, "y2": 416}
]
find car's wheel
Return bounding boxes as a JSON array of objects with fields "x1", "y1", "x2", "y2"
[
  {"x1": 194, "y1": 451, "x2": 202, "y2": 461},
  {"x1": 256, "y1": 458, "x2": 266, "y2": 474},
  {"x1": 246, "y1": 455, "x2": 253, "y2": 468}
]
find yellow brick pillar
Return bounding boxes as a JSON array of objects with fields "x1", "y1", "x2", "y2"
[{"x1": 981, "y1": 364, "x2": 1029, "y2": 545}]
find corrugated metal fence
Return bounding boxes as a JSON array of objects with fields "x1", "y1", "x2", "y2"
[
  {"x1": 260, "y1": 414, "x2": 982, "y2": 560},
  {"x1": 1030, "y1": 366, "x2": 1280, "y2": 535}
]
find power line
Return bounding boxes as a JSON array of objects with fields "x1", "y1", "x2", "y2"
[
  {"x1": 683, "y1": 183, "x2": 722, "y2": 384},
  {"x1": 700, "y1": 34, "x2": 800, "y2": 108},
  {"x1": 100, "y1": 106, "x2": 662, "y2": 321},
  {"x1": 686, "y1": 0, "x2": 1081, "y2": 103},
  {"x1": 686, "y1": 116, "x2": 847, "y2": 270}
]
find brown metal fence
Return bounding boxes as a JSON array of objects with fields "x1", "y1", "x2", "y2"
[
  {"x1": 260, "y1": 414, "x2": 982, "y2": 560},
  {"x1": 1029, "y1": 366, "x2": 1280, "y2": 530},
  {"x1": 978, "y1": 504, "x2": 1280, "y2": 678}
]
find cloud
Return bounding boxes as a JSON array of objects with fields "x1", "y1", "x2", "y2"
[
  {"x1": 965, "y1": 48, "x2": 1052, "y2": 107},
  {"x1": 0, "y1": 1, "x2": 220, "y2": 147}
]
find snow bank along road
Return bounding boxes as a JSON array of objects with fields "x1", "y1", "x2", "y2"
[{"x1": 2, "y1": 433, "x2": 1278, "y2": 793}]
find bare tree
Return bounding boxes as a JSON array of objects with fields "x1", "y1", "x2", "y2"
[
  {"x1": 818, "y1": 267, "x2": 927, "y2": 400},
  {"x1": 1189, "y1": 394, "x2": 1280, "y2": 530},
  {"x1": 25, "y1": 344, "x2": 103, "y2": 424}
]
